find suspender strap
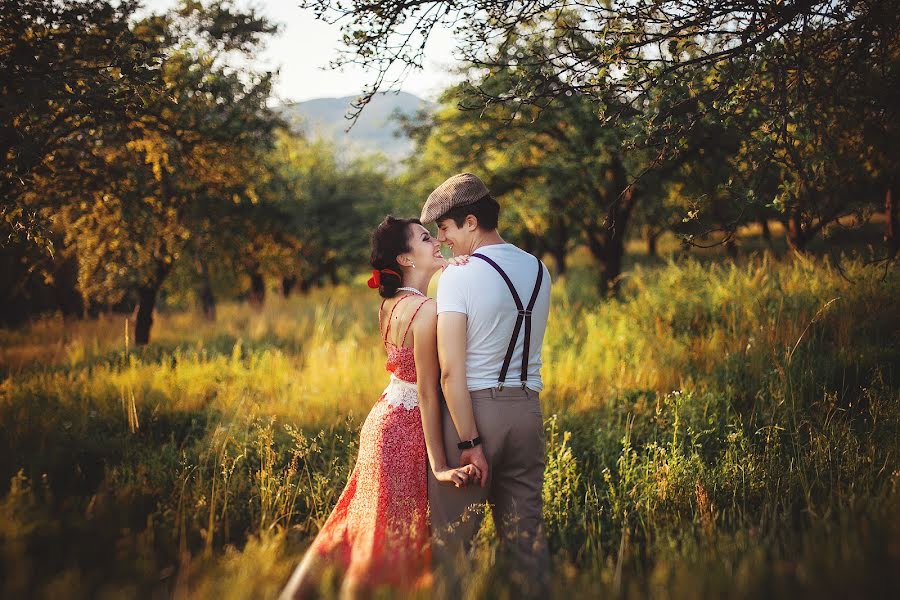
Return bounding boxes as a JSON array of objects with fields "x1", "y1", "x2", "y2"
[
  {"x1": 472, "y1": 253, "x2": 544, "y2": 388},
  {"x1": 521, "y1": 258, "x2": 544, "y2": 386}
]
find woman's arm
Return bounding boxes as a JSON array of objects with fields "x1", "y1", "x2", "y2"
[
  {"x1": 412, "y1": 301, "x2": 479, "y2": 487},
  {"x1": 412, "y1": 301, "x2": 450, "y2": 475},
  {"x1": 437, "y1": 311, "x2": 488, "y2": 487}
]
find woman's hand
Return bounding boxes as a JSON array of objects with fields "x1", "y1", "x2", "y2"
[
  {"x1": 434, "y1": 464, "x2": 481, "y2": 488},
  {"x1": 443, "y1": 254, "x2": 470, "y2": 269}
]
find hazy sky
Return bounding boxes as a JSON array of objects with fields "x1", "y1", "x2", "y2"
[{"x1": 142, "y1": 0, "x2": 460, "y2": 103}]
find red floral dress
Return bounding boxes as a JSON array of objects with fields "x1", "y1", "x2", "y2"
[{"x1": 305, "y1": 295, "x2": 433, "y2": 590}]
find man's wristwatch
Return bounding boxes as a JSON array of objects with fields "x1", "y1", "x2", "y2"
[{"x1": 457, "y1": 436, "x2": 482, "y2": 450}]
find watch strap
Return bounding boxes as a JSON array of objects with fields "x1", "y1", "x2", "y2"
[{"x1": 457, "y1": 436, "x2": 482, "y2": 450}]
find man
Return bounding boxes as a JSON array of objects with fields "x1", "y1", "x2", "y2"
[{"x1": 421, "y1": 173, "x2": 552, "y2": 596}]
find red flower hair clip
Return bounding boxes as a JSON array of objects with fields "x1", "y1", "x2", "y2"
[{"x1": 367, "y1": 268, "x2": 400, "y2": 289}]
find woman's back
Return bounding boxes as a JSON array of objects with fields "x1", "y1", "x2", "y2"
[{"x1": 380, "y1": 293, "x2": 431, "y2": 383}]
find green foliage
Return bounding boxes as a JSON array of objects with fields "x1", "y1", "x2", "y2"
[
  {"x1": 262, "y1": 133, "x2": 402, "y2": 290},
  {"x1": 8, "y1": 0, "x2": 284, "y2": 341},
  {"x1": 1, "y1": 0, "x2": 162, "y2": 253},
  {"x1": 404, "y1": 57, "x2": 645, "y2": 290},
  {"x1": 69, "y1": 0, "x2": 278, "y2": 301},
  {"x1": 1, "y1": 257, "x2": 897, "y2": 598},
  {"x1": 311, "y1": 0, "x2": 900, "y2": 256}
]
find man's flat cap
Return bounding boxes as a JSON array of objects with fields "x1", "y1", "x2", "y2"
[{"x1": 420, "y1": 173, "x2": 492, "y2": 225}]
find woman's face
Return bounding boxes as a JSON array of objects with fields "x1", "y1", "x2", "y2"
[{"x1": 401, "y1": 223, "x2": 444, "y2": 274}]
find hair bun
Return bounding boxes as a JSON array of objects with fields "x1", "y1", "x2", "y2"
[
  {"x1": 369, "y1": 215, "x2": 421, "y2": 298},
  {"x1": 379, "y1": 269, "x2": 402, "y2": 298}
]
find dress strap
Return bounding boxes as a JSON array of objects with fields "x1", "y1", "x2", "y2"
[
  {"x1": 381, "y1": 294, "x2": 413, "y2": 343},
  {"x1": 400, "y1": 298, "x2": 432, "y2": 347}
]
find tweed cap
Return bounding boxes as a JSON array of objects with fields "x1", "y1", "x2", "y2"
[{"x1": 420, "y1": 173, "x2": 492, "y2": 225}]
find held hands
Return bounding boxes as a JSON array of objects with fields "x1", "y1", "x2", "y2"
[
  {"x1": 459, "y1": 445, "x2": 489, "y2": 488},
  {"x1": 434, "y1": 464, "x2": 481, "y2": 488}
]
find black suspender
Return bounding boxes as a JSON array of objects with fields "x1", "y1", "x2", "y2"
[{"x1": 471, "y1": 253, "x2": 544, "y2": 389}]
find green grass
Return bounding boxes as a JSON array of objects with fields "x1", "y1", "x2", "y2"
[{"x1": 1, "y1": 255, "x2": 898, "y2": 598}]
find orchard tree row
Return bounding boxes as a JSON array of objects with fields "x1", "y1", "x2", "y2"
[
  {"x1": 3, "y1": 0, "x2": 897, "y2": 342},
  {"x1": 1, "y1": 0, "x2": 400, "y2": 342},
  {"x1": 379, "y1": 0, "x2": 898, "y2": 291}
]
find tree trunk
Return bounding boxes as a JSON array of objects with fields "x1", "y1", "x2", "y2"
[
  {"x1": 786, "y1": 208, "x2": 809, "y2": 253},
  {"x1": 711, "y1": 197, "x2": 738, "y2": 257},
  {"x1": 551, "y1": 244, "x2": 567, "y2": 277},
  {"x1": 282, "y1": 276, "x2": 297, "y2": 298},
  {"x1": 54, "y1": 252, "x2": 84, "y2": 317},
  {"x1": 134, "y1": 283, "x2": 159, "y2": 346},
  {"x1": 195, "y1": 258, "x2": 216, "y2": 321},
  {"x1": 603, "y1": 244, "x2": 625, "y2": 294},
  {"x1": 593, "y1": 157, "x2": 638, "y2": 295},
  {"x1": 646, "y1": 227, "x2": 660, "y2": 258},
  {"x1": 133, "y1": 258, "x2": 171, "y2": 346},
  {"x1": 550, "y1": 218, "x2": 568, "y2": 276},
  {"x1": 759, "y1": 217, "x2": 779, "y2": 257},
  {"x1": 248, "y1": 269, "x2": 265, "y2": 307},
  {"x1": 760, "y1": 218, "x2": 772, "y2": 243},
  {"x1": 586, "y1": 230, "x2": 626, "y2": 295},
  {"x1": 886, "y1": 186, "x2": 897, "y2": 260},
  {"x1": 327, "y1": 260, "x2": 339, "y2": 286},
  {"x1": 587, "y1": 194, "x2": 635, "y2": 295},
  {"x1": 519, "y1": 229, "x2": 537, "y2": 255},
  {"x1": 725, "y1": 237, "x2": 738, "y2": 258}
]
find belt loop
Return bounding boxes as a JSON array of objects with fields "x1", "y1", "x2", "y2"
[{"x1": 490, "y1": 387, "x2": 497, "y2": 398}]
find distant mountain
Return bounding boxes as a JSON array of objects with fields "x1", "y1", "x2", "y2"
[{"x1": 278, "y1": 91, "x2": 434, "y2": 164}]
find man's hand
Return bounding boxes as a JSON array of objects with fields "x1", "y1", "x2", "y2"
[
  {"x1": 459, "y1": 445, "x2": 489, "y2": 488},
  {"x1": 434, "y1": 464, "x2": 480, "y2": 488}
]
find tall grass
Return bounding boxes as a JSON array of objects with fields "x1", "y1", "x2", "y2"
[{"x1": 1, "y1": 256, "x2": 897, "y2": 598}]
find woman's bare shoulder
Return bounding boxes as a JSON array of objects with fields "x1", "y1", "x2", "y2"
[{"x1": 411, "y1": 298, "x2": 438, "y2": 329}]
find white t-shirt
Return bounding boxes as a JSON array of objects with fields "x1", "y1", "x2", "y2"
[{"x1": 436, "y1": 243, "x2": 551, "y2": 391}]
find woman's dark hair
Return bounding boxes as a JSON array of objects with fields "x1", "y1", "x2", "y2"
[
  {"x1": 370, "y1": 216, "x2": 420, "y2": 298},
  {"x1": 436, "y1": 195, "x2": 500, "y2": 230}
]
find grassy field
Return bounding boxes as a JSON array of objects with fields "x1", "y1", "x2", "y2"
[{"x1": 1, "y1": 253, "x2": 898, "y2": 599}]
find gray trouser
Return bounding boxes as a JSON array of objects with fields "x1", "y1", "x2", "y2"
[{"x1": 427, "y1": 387, "x2": 550, "y2": 597}]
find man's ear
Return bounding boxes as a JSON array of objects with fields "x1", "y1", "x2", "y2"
[{"x1": 464, "y1": 214, "x2": 479, "y2": 231}]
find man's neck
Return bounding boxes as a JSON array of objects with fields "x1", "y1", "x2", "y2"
[{"x1": 468, "y1": 230, "x2": 505, "y2": 254}]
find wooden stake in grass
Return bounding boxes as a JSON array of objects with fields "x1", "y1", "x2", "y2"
[{"x1": 123, "y1": 316, "x2": 138, "y2": 433}]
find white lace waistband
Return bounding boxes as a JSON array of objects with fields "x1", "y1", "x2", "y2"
[{"x1": 382, "y1": 374, "x2": 418, "y2": 410}]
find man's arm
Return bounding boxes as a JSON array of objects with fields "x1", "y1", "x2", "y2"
[{"x1": 437, "y1": 311, "x2": 488, "y2": 487}]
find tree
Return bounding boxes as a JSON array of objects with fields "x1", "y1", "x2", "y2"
[
  {"x1": 264, "y1": 133, "x2": 398, "y2": 292},
  {"x1": 299, "y1": 0, "x2": 894, "y2": 129},
  {"x1": 1, "y1": 0, "x2": 162, "y2": 254},
  {"x1": 402, "y1": 22, "x2": 652, "y2": 292},
  {"x1": 300, "y1": 0, "x2": 898, "y2": 257},
  {"x1": 36, "y1": 0, "x2": 281, "y2": 344}
]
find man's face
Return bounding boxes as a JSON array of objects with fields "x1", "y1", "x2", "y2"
[{"x1": 436, "y1": 217, "x2": 473, "y2": 257}]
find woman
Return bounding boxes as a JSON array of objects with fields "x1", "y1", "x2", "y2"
[{"x1": 280, "y1": 216, "x2": 479, "y2": 599}]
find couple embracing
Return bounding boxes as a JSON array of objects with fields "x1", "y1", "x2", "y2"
[{"x1": 281, "y1": 174, "x2": 552, "y2": 598}]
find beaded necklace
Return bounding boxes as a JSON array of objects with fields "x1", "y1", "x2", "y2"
[{"x1": 396, "y1": 286, "x2": 426, "y2": 297}]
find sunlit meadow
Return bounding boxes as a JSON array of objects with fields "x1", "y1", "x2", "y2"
[{"x1": 1, "y1": 255, "x2": 898, "y2": 598}]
